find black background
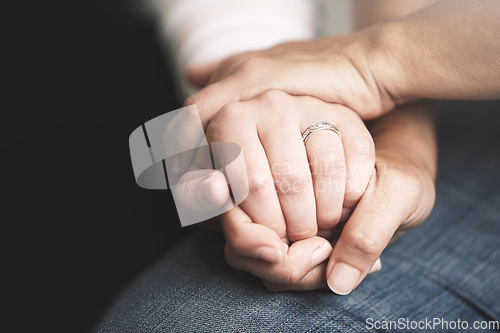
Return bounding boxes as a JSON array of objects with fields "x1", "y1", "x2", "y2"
[{"x1": 4, "y1": 1, "x2": 190, "y2": 331}]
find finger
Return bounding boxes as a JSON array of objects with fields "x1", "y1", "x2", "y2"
[
  {"x1": 174, "y1": 169, "x2": 230, "y2": 212},
  {"x1": 263, "y1": 257, "x2": 381, "y2": 292},
  {"x1": 184, "y1": 78, "x2": 245, "y2": 129},
  {"x1": 207, "y1": 103, "x2": 287, "y2": 240},
  {"x1": 163, "y1": 104, "x2": 208, "y2": 181},
  {"x1": 325, "y1": 169, "x2": 407, "y2": 295},
  {"x1": 333, "y1": 105, "x2": 375, "y2": 213},
  {"x1": 185, "y1": 63, "x2": 277, "y2": 129},
  {"x1": 263, "y1": 263, "x2": 327, "y2": 291},
  {"x1": 186, "y1": 61, "x2": 221, "y2": 87},
  {"x1": 225, "y1": 235, "x2": 333, "y2": 285},
  {"x1": 303, "y1": 128, "x2": 346, "y2": 231},
  {"x1": 221, "y1": 205, "x2": 286, "y2": 264},
  {"x1": 298, "y1": 102, "x2": 375, "y2": 222},
  {"x1": 257, "y1": 113, "x2": 317, "y2": 242}
]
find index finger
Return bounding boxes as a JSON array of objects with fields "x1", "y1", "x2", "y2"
[{"x1": 184, "y1": 78, "x2": 246, "y2": 129}]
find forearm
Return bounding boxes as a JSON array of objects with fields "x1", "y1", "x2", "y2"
[
  {"x1": 353, "y1": 0, "x2": 438, "y2": 29},
  {"x1": 369, "y1": 0, "x2": 500, "y2": 104}
]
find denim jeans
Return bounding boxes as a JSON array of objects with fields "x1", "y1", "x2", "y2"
[{"x1": 97, "y1": 102, "x2": 500, "y2": 332}]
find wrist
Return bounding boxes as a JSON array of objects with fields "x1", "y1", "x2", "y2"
[
  {"x1": 335, "y1": 23, "x2": 406, "y2": 119},
  {"x1": 364, "y1": 21, "x2": 413, "y2": 111}
]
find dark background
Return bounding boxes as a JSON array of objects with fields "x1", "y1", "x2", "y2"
[{"x1": 4, "y1": 0, "x2": 191, "y2": 331}]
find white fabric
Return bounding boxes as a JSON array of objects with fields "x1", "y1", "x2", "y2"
[{"x1": 148, "y1": 0, "x2": 317, "y2": 98}]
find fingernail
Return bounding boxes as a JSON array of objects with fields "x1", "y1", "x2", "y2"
[
  {"x1": 369, "y1": 258, "x2": 382, "y2": 274},
  {"x1": 327, "y1": 262, "x2": 360, "y2": 295},
  {"x1": 257, "y1": 246, "x2": 283, "y2": 264},
  {"x1": 311, "y1": 243, "x2": 333, "y2": 266}
]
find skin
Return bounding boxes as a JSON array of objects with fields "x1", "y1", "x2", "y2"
[
  {"x1": 225, "y1": 100, "x2": 438, "y2": 293},
  {"x1": 178, "y1": 92, "x2": 376, "y2": 250},
  {"x1": 186, "y1": 0, "x2": 500, "y2": 121},
  {"x1": 181, "y1": 97, "x2": 437, "y2": 293},
  {"x1": 177, "y1": 0, "x2": 467, "y2": 293},
  {"x1": 205, "y1": 91, "x2": 376, "y2": 243}
]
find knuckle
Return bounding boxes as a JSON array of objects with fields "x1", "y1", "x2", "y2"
[
  {"x1": 344, "y1": 230, "x2": 385, "y2": 257},
  {"x1": 257, "y1": 89, "x2": 288, "y2": 110},
  {"x1": 206, "y1": 102, "x2": 243, "y2": 139},
  {"x1": 180, "y1": 103, "x2": 202, "y2": 123},
  {"x1": 183, "y1": 95, "x2": 196, "y2": 107},
  {"x1": 259, "y1": 89, "x2": 286, "y2": 101},
  {"x1": 216, "y1": 101, "x2": 243, "y2": 121},
  {"x1": 246, "y1": 169, "x2": 271, "y2": 195},
  {"x1": 240, "y1": 56, "x2": 267, "y2": 73},
  {"x1": 223, "y1": 217, "x2": 251, "y2": 248}
]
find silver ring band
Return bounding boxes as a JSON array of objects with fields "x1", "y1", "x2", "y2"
[{"x1": 301, "y1": 121, "x2": 341, "y2": 144}]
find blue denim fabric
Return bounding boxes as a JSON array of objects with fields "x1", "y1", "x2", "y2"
[{"x1": 97, "y1": 102, "x2": 500, "y2": 332}]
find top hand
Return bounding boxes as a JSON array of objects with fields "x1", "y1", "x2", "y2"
[
  {"x1": 185, "y1": 33, "x2": 392, "y2": 123},
  {"x1": 186, "y1": 0, "x2": 500, "y2": 124}
]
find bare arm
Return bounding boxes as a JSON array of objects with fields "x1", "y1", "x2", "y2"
[
  {"x1": 187, "y1": 0, "x2": 499, "y2": 121},
  {"x1": 370, "y1": 0, "x2": 500, "y2": 105}
]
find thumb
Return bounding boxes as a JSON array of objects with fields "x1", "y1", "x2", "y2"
[
  {"x1": 325, "y1": 170, "x2": 409, "y2": 295},
  {"x1": 186, "y1": 62, "x2": 220, "y2": 87}
]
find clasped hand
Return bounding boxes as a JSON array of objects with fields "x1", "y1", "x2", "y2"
[{"x1": 175, "y1": 88, "x2": 435, "y2": 295}]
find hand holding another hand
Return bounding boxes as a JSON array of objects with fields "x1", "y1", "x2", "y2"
[
  {"x1": 222, "y1": 105, "x2": 437, "y2": 294},
  {"x1": 185, "y1": 31, "x2": 395, "y2": 124},
  {"x1": 177, "y1": 90, "x2": 380, "y2": 292},
  {"x1": 177, "y1": 92, "x2": 437, "y2": 294}
]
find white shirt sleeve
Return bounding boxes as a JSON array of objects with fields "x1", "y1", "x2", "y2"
[{"x1": 148, "y1": 0, "x2": 317, "y2": 98}]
